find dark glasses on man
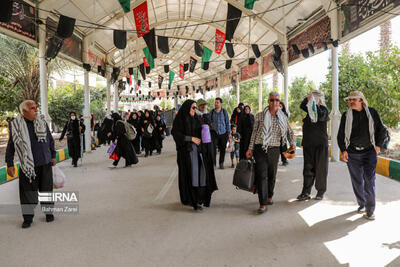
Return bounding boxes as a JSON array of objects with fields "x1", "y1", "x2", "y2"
[{"x1": 268, "y1": 99, "x2": 280, "y2": 102}]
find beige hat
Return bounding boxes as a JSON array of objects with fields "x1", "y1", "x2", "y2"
[
  {"x1": 197, "y1": 99, "x2": 207, "y2": 106},
  {"x1": 344, "y1": 91, "x2": 368, "y2": 106}
]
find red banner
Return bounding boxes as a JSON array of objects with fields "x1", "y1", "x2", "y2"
[
  {"x1": 215, "y1": 29, "x2": 226, "y2": 54},
  {"x1": 133, "y1": 1, "x2": 150, "y2": 37},
  {"x1": 143, "y1": 57, "x2": 149, "y2": 67},
  {"x1": 241, "y1": 61, "x2": 259, "y2": 81},
  {"x1": 262, "y1": 54, "x2": 274, "y2": 74},
  {"x1": 179, "y1": 64, "x2": 184, "y2": 79}
]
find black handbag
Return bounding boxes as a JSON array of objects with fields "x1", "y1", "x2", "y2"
[{"x1": 233, "y1": 159, "x2": 256, "y2": 192}]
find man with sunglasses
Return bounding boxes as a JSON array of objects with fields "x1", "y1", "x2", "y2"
[
  {"x1": 246, "y1": 92, "x2": 296, "y2": 214},
  {"x1": 337, "y1": 91, "x2": 386, "y2": 220}
]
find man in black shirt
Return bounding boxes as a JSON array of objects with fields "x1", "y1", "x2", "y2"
[
  {"x1": 6, "y1": 100, "x2": 56, "y2": 228},
  {"x1": 297, "y1": 90, "x2": 329, "y2": 201},
  {"x1": 337, "y1": 91, "x2": 385, "y2": 220}
]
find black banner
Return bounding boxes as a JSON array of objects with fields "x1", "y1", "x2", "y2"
[
  {"x1": 342, "y1": 0, "x2": 400, "y2": 36},
  {"x1": 46, "y1": 18, "x2": 82, "y2": 62},
  {"x1": 0, "y1": 0, "x2": 36, "y2": 40}
]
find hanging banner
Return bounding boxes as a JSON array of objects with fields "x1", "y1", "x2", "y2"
[
  {"x1": 143, "y1": 47, "x2": 154, "y2": 69},
  {"x1": 158, "y1": 75, "x2": 164, "y2": 89},
  {"x1": 88, "y1": 49, "x2": 106, "y2": 68},
  {"x1": 215, "y1": 29, "x2": 226, "y2": 54},
  {"x1": 341, "y1": 0, "x2": 400, "y2": 36},
  {"x1": 222, "y1": 71, "x2": 237, "y2": 87},
  {"x1": 189, "y1": 57, "x2": 197, "y2": 72},
  {"x1": 241, "y1": 61, "x2": 259, "y2": 81},
  {"x1": 288, "y1": 16, "x2": 331, "y2": 62},
  {"x1": 0, "y1": 0, "x2": 36, "y2": 41},
  {"x1": 262, "y1": 54, "x2": 275, "y2": 74},
  {"x1": 133, "y1": 1, "x2": 150, "y2": 37},
  {"x1": 201, "y1": 46, "x2": 212, "y2": 69},
  {"x1": 179, "y1": 64, "x2": 184, "y2": 79},
  {"x1": 46, "y1": 18, "x2": 82, "y2": 62},
  {"x1": 206, "y1": 78, "x2": 218, "y2": 89},
  {"x1": 118, "y1": 0, "x2": 130, "y2": 13}
]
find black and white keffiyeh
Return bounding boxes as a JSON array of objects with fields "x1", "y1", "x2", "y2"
[
  {"x1": 11, "y1": 114, "x2": 47, "y2": 183},
  {"x1": 262, "y1": 108, "x2": 288, "y2": 152}
]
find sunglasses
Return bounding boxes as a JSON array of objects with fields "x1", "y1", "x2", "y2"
[{"x1": 268, "y1": 99, "x2": 280, "y2": 102}]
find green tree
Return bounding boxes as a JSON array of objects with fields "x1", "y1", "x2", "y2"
[
  {"x1": 0, "y1": 76, "x2": 23, "y2": 119},
  {"x1": 288, "y1": 77, "x2": 316, "y2": 123},
  {"x1": 48, "y1": 84, "x2": 84, "y2": 129},
  {"x1": 320, "y1": 48, "x2": 400, "y2": 127},
  {"x1": 160, "y1": 98, "x2": 173, "y2": 109}
]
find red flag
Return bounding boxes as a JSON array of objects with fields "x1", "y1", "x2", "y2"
[
  {"x1": 133, "y1": 2, "x2": 150, "y2": 37},
  {"x1": 143, "y1": 57, "x2": 149, "y2": 67},
  {"x1": 215, "y1": 29, "x2": 226, "y2": 54},
  {"x1": 125, "y1": 74, "x2": 132, "y2": 86},
  {"x1": 179, "y1": 64, "x2": 184, "y2": 79}
]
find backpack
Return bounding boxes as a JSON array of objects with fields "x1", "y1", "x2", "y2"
[
  {"x1": 143, "y1": 123, "x2": 154, "y2": 138},
  {"x1": 118, "y1": 120, "x2": 137, "y2": 141}
]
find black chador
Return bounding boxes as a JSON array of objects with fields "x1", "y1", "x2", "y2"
[
  {"x1": 172, "y1": 100, "x2": 218, "y2": 210},
  {"x1": 60, "y1": 114, "x2": 84, "y2": 167}
]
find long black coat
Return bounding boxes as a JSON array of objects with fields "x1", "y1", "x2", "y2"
[
  {"x1": 238, "y1": 113, "x2": 254, "y2": 159},
  {"x1": 112, "y1": 121, "x2": 138, "y2": 165},
  {"x1": 60, "y1": 119, "x2": 82, "y2": 160},
  {"x1": 154, "y1": 119, "x2": 166, "y2": 151}
]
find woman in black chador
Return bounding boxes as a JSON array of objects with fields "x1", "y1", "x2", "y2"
[
  {"x1": 153, "y1": 114, "x2": 166, "y2": 154},
  {"x1": 127, "y1": 112, "x2": 141, "y2": 154},
  {"x1": 141, "y1": 110, "x2": 155, "y2": 157},
  {"x1": 60, "y1": 112, "x2": 84, "y2": 167},
  {"x1": 238, "y1": 105, "x2": 254, "y2": 160},
  {"x1": 172, "y1": 100, "x2": 218, "y2": 211},
  {"x1": 110, "y1": 113, "x2": 138, "y2": 168}
]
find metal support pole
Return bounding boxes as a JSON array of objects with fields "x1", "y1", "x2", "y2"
[
  {"x1": 38, "y1": 9, "x2": 49, "y2": 123},
  {"x1": 83, "y1": 70, "x2": 91, "y2": 152},
  {"x1": 106, "y1": 77, "x2": 111, "y2": 113},
  {"x1": 258, "y1": 59, "x2": 263, "y2": 112},
  {"x1": 113, "y1": 83, "x2": 118, "y2": 112},
  {"x1": 236, "y1": 71, "x2": 240, "y2": 105},
  {"x1": 329, "y1": 4, "x2": 341, "y2": 162}
]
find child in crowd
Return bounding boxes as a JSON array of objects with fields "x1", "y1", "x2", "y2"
[{"x1": 230, "y1": 125, "x2": 241, "y2": 168}]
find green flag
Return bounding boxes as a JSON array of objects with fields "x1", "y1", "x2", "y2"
[
  {"x1": 245, "y1": 0, "x2": 258, "y2": 10},
  {"x1": 118, "y1": 0, "x2": 130, "y2": 13},
  {"x1": 201, "y1": 46, "x2": 212, "y2": 69},
  {"x1": 169, "y1": 71, "x2": 175, "y2": 86},
  {"x1": 143, "y1": 47, "x2": 155, "y2": 69},
  {"x1": 134, "y1": 68, "x2": 139, "y2": 83}
]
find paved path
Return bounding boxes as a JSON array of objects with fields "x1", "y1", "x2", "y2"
[{"x1": 0, "y1": 137, "x2": 399, "y2": 267}]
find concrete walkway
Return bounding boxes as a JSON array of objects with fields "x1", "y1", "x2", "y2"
[{"x1": 0, "y1": 137, "x2": 400, "y2": 267}]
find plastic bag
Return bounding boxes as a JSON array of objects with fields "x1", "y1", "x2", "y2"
[
  {"x1": 107, "y1": 143, "x2": 117, "y2": 154},
  {"x1": 53, "y1": 166, "x2": 66, "y2": 189}
]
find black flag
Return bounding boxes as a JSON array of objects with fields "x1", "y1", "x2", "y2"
[
  {"x1": 184, "y1": 63, "x2": 189, "y2": 72},
  {"x1": 194, "y1": 40, "x2": 203, "y2": 57},
  {"x1": 225, "y1": 60, "x2": 232, "y2": 69},
  {"x1": 158, "y1": 36, "x2": 169, "y2": 54},
  {"x1": 158, "y1": 75, "x2": 164, "y2": 89},
  {"x1": 143, "y1": 28, "x2": 157, "y2": 59},
  {"x1": 139, "y1": 63, "x2": 146, "y2": 80},
  {"x1": 189, "y1": 57, "x2": 197, "y2": 72},
  {"x1": 252, "y1": 44, "x2": 261, "y2": 58},
  {"x1": 226, "y1": 4, "x2": 242, "y2": 41},
  {"x1": 203, "y1": 61, "x2": 210, "y2": 70},
  {"x1": 164, "y1": 65, "x2": 169, "y2": 73},
  {"x1": 146, "y1": 65, "x2": 151, "y2": 74},
  {"x1": 225, "y1": 42, "x2": 235, "y2": 58}
]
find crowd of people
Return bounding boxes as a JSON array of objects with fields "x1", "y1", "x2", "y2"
[
  {"x1": 172, "y1": 91, "x2": 387, "y2": 221},
  {"x1": 4, "y1": 88, "x2": 388, "y2": 228}
]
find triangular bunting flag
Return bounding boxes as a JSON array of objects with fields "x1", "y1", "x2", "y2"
[
  {"x1": 201, "y1": 46, "x2": 212, "y2": 69},
  {"x1": 226, "y1": 4, "x2": 242, "y2": 41},
  {"x1": 139, "y1": 63, "x2": 146, "y2": 80},
  {"x1": 225, "y1": 42, "x2": 235, "y2": 58},
  {"x1": 118, "y1": 0, "x2": 130, "y2": 13},
  {"x1": 252, "y1": 44, "x2": 261, "y2": 58},
  {"x1": 245, "y1": 0, "x2": 259, "y2": 10},
  {"x1": 143, "y1": 28, "x2": 157, "y2": 59},
  {"x1": 189, "y1": 57, "x2": 197, "y2": 72},
  {"x1": 143, "y1": 47, "x2": 155, "y2": 69},
  {"x1": 168, "y1": 71, "x2": 175, "y2": 86},
  {"x1": 215, "y1": 29, "x2": 226, "y2": 54},
  {"x1": 195, "y1": 40, "x2": 203, "y2": 57},
  {"x1": 179, "y1": 64, "x2": 184, "y2": 79},
  {"x1": 158, "y1": 36, "x2": 169, "y2": 54},
  {"x1": 133, "y1": 1, "x2": 150, "y2": 37},
  {"x1": 158, "y1": 75, "x2": 164, "y2": 89}
]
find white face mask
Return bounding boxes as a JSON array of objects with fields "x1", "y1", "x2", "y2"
[{"x1": 71, "y1": 116, "x2": 76, "y2": 120}]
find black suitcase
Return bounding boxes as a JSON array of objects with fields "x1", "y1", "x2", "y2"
[{"x1": 233, "y1": 159, "x2": 256, "y2": 192}]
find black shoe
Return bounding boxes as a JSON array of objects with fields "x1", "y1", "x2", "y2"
[
  {"x1": 297, "y1": 193, "x2": 311, "y2": 201},
  {"x1": 73, "y1": 163, "x2": 78, "y2": 167},
  {"x1": 257, "y1": 207, "x2": 267, "y2": 214},
  {"x1": 22, "y1": 221, "x2": 32, "y2": 228},
  {"x1": 315, "y1": 193, "x2": 324, "y2": 200},
  {"x1": 282, "y1": 161, "x2": 288, "y2": 166},
  {"x1": 46, "y1": 214, "x2": 54, "y2": 223},
  {"x1": 219, "y1": 163, "x2": 224, "y2": 169},
  {"x1": 194, "y1": 205, "x2": 203, "y2": 211},
  {"x1": 357, "y1": 206, "x2": 365, "y2": 214}
]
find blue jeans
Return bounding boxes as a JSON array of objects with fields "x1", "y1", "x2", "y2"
[{"x1": 346, "y1": 148, "x2": 377, "y2": 213}]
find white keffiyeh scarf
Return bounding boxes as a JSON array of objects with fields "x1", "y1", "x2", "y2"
[
  {"x1": 262, "y1": 108, "x2": 288, "y2": 152},
  {"x1": 344, "y1": 105, "x2": 375, "y2": 149},
  {"x1": 11, "y1": 114, "x2": 47, "y2": 183}
]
